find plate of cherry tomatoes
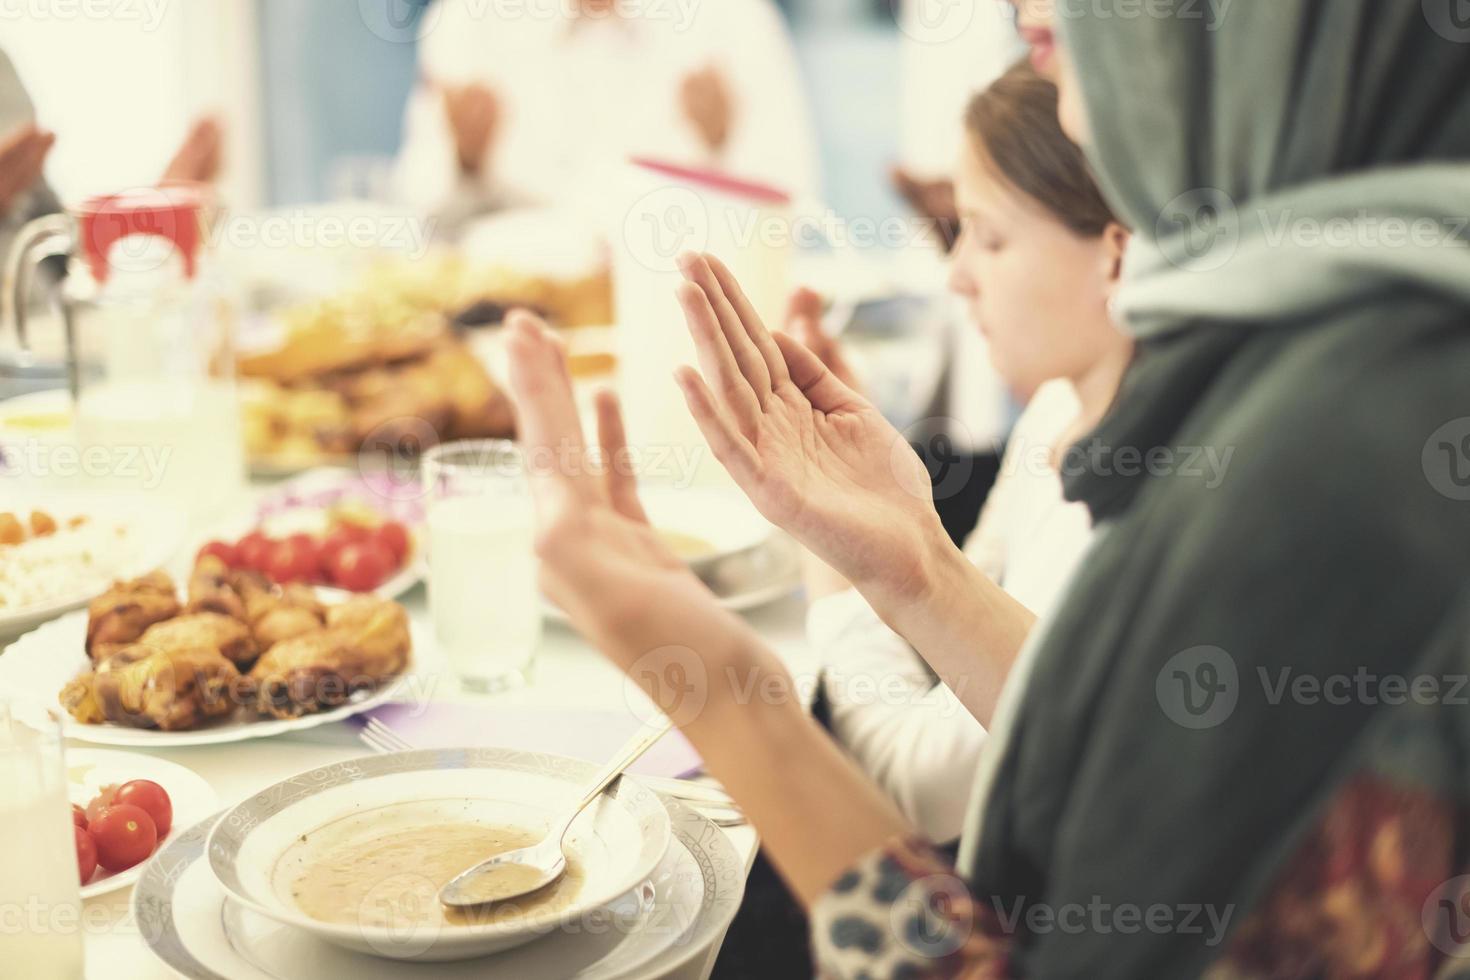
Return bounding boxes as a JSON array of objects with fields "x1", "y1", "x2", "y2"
[
  {"x1": 194, "y1": 502, "x2": 422, "y2": 600},
  {"x1": 66, "y1": 748, "x2": 217, "y2": 898}
]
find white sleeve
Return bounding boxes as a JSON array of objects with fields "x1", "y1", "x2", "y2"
[
  {"x1": 393, "y1": 81, "x2": 488, "y2": 220},
  {"x1": 392, "y1": 2, "x2": 520, "y2": 221},
  {"x1": 808, "y1": 590, "x2": 987, "y2": 843},
  {"x1": 709, "y1": 0, "x2": 821, "y2": 200}
]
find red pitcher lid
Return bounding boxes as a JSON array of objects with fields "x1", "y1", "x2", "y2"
[
  {"x1": 75, "y1": 183, "x2": 207, "y2": 284},
  {"x1": 629, "y1": 157, "x2": 792, "y2": 206}
]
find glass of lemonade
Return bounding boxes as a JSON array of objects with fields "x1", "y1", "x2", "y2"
[
  {"x1": 424, "y1": 440, "x2": 542, "y2": 693},
  {"x1": 0, "y1": 696, "x2": 85, "y2": 978}
]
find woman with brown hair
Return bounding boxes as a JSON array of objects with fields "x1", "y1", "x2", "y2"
[{"x1": 794, "y1": 60, "x2": 1132, "y2": 844}]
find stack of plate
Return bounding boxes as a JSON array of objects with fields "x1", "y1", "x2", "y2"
[{"x1": 133, "y1": 748, "x2": 745, "y2": 979}]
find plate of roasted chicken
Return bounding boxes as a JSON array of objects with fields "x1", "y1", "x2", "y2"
[
  {"x1": 239, "y1": 300, "x2": 516, "y2": 476},
  {"x1": 0, "y1": 555, "x2": 418, "y2": 746}
]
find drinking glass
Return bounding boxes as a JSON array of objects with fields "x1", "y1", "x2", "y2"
[
  {"x1": 424, "y1": 440, "x2": 542, "y2": 692},
  {"x1": 0, "y1": 696, "x2": 85, "y2": 978}
]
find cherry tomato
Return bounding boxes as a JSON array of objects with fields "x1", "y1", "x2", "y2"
[
  {"x1": 114, "y1": 779, "x2": 173, "y2": 837},
  {"x1": 329, "y1": 540, "x2": 393, "y2": 592},
  {"x1": 236, "y1": 532, "x2": 273, "y2": 572},
  {"x1": 85, "y1": 784, "x2": 120, "y2": 826},
  {"x1": 288, "y1": 533, "x2": 325, "y2": 578},
  {"x1": 196, "y1": 540, "x2": 238, "y2": 568},
  {"x1": 265, "y1": 536, "x2": 320, "y2": 584},
  {"x1": 89, "y1": 804, "x2": 157, "y2": 872},
  {"x1": 334, "y1": 518, "x2": 375, "y2": 540},
  {"x1": 296, "y1": 532, "x2": 333, "y2": 583},
  {"x1": 319, "y1": 526, "x2": 360, "y2": 569},
  {"x1": 74, "y1": 825, "x2": 97, "y2": 885},
  {"x1": 372, "y1": 521, "x2": 411, "y2": 565},
  {"x1": 71, "y1": 804, "x2": 88, "y2": 829}
]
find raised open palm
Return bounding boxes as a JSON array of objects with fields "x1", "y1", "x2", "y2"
[
  {"x1": 504, "y1": 312, "x2": 752, "y2": 685},
  {"x1": 673, "y1": 253, "x2": 947, "y2": 596}
]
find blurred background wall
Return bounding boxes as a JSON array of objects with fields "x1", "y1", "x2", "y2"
[{"x1": 5, "y1": 0, "x2": 948, "y2": 239}]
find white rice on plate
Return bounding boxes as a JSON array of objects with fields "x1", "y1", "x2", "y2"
[{"x1": 0, "y1": 520, "x2": 141, "y2": 612}]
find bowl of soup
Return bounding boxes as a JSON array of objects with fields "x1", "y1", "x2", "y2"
[
  {"x1": 207, "y1": 748, "x2": 672, "y2": 962},
  {"x1": 635, "y1": 485, "x2": 774, "y2": 580}
]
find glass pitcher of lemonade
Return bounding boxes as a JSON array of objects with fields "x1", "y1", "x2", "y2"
[{"x1": 3, "y1": 183, "x2": 245, "y2": 525}]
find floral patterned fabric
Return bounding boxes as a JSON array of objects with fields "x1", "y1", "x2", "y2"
[
  {"x1": 1207, "y1": 776, "x2": 1470, "y2": 980},
  {"x1": 812, "y1": 777, "x2": 1470, "y2": 979},
  {"x1": 812, "y1": 837, "x2": 1011, "y2": 979}
]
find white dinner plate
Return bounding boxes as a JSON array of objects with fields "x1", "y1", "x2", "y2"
[
  {"x1": 206, "y1": 748, "x2": 672, "y2": 961},
  {"x1": 66, "y1": 748, "x2": 217, "y2": 899},
  {"x1": 0, "y1": 492, "x2": 183, "y2": 641},
  {"x1": 0, "y1": 610, "x2": 426, "y2": 747},
  {"x1": 136, "y1": 800, "x2": 742, "y2": 980}
]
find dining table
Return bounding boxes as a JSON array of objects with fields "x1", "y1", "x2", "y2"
[
  {"x1": 0, "y1": 211, "x2": 930, "y2": 978},
  {"x1": 7, "y1": 482, "x2": 822, "y2": 980}
]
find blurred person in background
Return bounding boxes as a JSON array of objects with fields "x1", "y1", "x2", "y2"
[
  {"x1": 891, "y1": 0, "x2": 1023, "y2": 248},
  {"x1": 394, "y1": 0, "x2": 819, "y2": 228},
  {"x1": 0, "y1": 47, "x2": 223, "y2": 273},
  {"x1": 791, "y1": 60, "x2": 1131, "y2": 844},
  {"x1": 0, "y1": 51, "x2": 60, "y2": 272},
  {"x1": 891, "y1": 0, "x2": 1027, "y2": 547}
]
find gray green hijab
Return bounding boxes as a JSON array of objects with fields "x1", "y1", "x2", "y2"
[
  {"x1": 965, "y1": 2, "x2": 1470, "y2": 976},
  {"x1": 1069, "y1": 0, "x2": 1470, "y2": 337}
]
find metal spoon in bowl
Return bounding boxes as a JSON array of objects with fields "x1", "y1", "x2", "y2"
[{"x1": 439, "y1": 720, "x2": 675, "y2": 909}]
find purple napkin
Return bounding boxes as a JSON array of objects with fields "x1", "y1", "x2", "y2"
[{"x1": 356, "y1": 702, "x2": 703, "y2": 778}]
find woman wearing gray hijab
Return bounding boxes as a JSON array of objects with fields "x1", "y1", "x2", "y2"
[{"x1": 498, "y1": 0, "x2": 1470, "y2": 976}]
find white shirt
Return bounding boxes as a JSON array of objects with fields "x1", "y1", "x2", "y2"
[
  {"x1": 809, "y1": 379, "x2": 1094, "y2": 842},
  {"x1": 394, "y1": 0, "x2": 819, "y2": 225}
]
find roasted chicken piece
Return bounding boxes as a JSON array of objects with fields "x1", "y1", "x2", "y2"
[
  {"x1": 58, "y1": 673, "x2": 105, "y2": 725},
  {"x1": 60, "y1": 644, "x2": 243, "y2": 731},
  {"x1": 249, "y1": 596, "x2": 411, "y2": 719},
  {"x1": 229, "y1": 570, "x2": 327, "y2": 647},
  {"x1": 183, "y1": 555, "x2": 328, "y2": 652},
  {"x1": 186, "y1": 554, "x2": 248, "y2": 621},
  {"x1": 239, "y1": 306, "x2": 446, "y2": 383},
  {"x1": 327, "y1": 595, "x2": 413, "y2": 672},
  {"x1": 343, "y1": 341, "x2": 513, "y2": 443},
  {"x1": 424, "y1": 342, "x2": 516, "y2": 439},
  {"x1": 342, "y1": 361, "x2": 456, "y2": 448},
  {"x1": 137, "y1": 612, "x2": 258, "y2": 671},
  {"x1": 86, "y1": 571, "x2": 181, "y2": 662}
]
